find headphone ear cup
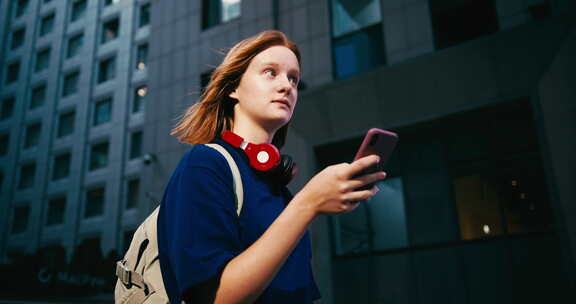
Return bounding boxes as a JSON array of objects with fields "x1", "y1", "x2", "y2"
[{"x1": 277, "y1": 154, "x2": 297, "y2": 186}]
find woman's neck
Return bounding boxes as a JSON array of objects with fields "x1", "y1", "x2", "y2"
[{"x1": 231, "y1": 120, "x2": 276, "y2": 144}]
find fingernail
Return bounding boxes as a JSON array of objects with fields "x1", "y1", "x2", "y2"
[{"x1": 374, "y1": 186, "x2": 380, "y2": 194}]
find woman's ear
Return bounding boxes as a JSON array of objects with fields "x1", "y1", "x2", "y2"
[{"x1": 229, "y1": 90, "x2": 238, "y2": 100}]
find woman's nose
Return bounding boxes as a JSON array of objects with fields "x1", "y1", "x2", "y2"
[{"x1": 277, "y1": 75, "x2": 291, "y2": 92}]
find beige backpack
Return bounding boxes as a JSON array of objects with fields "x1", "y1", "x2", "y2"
[{"x1": 114, "y1": 144, "x2": 244, "y2": 303}]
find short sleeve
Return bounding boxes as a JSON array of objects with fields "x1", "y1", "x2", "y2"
[{"x1": 158, "y1": 149, "x2": 242, "y2": 302}]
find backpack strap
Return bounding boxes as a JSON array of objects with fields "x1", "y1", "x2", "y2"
[{"x1": 205, "y1": 143, "x2": 244, "y2": 216}]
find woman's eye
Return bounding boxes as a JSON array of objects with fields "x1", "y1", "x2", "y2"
[
  {"x1": 264, "y1": 69, "x2": 275, "y2": 77},
  {"x1": 289, "y1": 76, "x2": 299, "y2": 85}
]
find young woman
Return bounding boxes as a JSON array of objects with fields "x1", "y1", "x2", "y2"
[{"x1": 158, "y1": 30, "x2": 387, "y2": 303}]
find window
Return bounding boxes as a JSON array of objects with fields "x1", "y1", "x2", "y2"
[
  {"x1": 12, "y1": 206, "x2": 30, "y2": 234},
  {"x1": 18, "y1": 163, "x2": 36, "y2": 189},
  {"x1": 11, "y1": 28, "x2": 26, "y2": 50},
  {"x1": 139, "y1": 3, "x2": 150, "y2": 27},
  {"x1": 332, "y1": 177, "x2": 408, "y2": 254},
  {"x1": 126, "y1": 178, "x2": 140, "y2": 209},
  {"x1": 62, "y1": 71, "x2": 79, "y2": 97},
  {"x1": 98, "y1": 57, "x2": 116, "y2": 83},
  {"x1": 30, "y1": 84, "x2": 46, "y2": 109},
  {"x1": 85, "y1": 187, "x2": 105, "y2": 218},
  {"x1": 57, "y1": 111, "x2": 75, "y2": 137},
  {"x1": 133, "y1": 86, "x2": 146, "y2": 113},
  {"x1": 6, "y1": 61, "x2": 21, "y2": 85},
  {"x1": 46, "y1": 197, "x2": 66, "y2": 226},
  {"x1": 135, "y1": 43, "x2": 148, "y2": 71},
  {"x1": 333, "y1": 24, "x2": 384, "y2": 79},
  {"x1": 104, "y1": 0, "x2": 120, "y2": 6},
  {"x1": 89, "y1": 142, "x2": 109, "y2": 171},
  {"x1": 70, "y1": 0, "x2": 87, "y2": 22},
  {"x1": 202, "y1": 0, "x2": 241, "y2": 29},
  {"x1": 52, "y1": 153, "x2": 71, "y2": 180},
  {"x1": 1, "y1": 96, "x2": 15, "y2": 120},
  {"x1": 15, "y1": 0, "x2": 29, "y2": 18},
  {"x1": 101, "y1": 18, "x2": 120, "y2": 44},
  {"x1": 429, "y1": 0, "x2": 499, "y2": 49},
  {"x1": 316, "y1": 135, "x2": 406, "y2": 255},
  {"x1": 0, "y1": 133, "x2": 9, "y2": 156},
  {"x1": 330, "y1": 0, "x2": 384, "y2": 79},
  {"x1": 67, "y1": 33, "x2": 84, "y2": 58},
  {"x1": 331, "y1": 0, "x2": 381, "y2": 37},
  {"x1": 24, "y1": 122, "x2": 41, "y2": 149},
  {"x1": 39, "y1": 13, "x2": 56, "y2": 36},
  {"x1": 129, "y1": 130, "x2": 142, "y2": 159},
  {"x1": 93, "y1": 97, "x2": 112, "y2": 126},
  {"x1": 35, "y1": 48, "x2": 51, "y2": 72}
]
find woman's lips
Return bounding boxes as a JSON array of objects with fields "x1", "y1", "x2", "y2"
[{"x1": 272, "y1": 100, "x2": 291, "y2": 109}]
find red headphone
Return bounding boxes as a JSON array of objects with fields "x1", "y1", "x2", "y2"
[{"x1": 222, "y1": 131, "x2": 281, "y2": 171}]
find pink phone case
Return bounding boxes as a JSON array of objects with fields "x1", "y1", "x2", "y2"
[{"x1": 353, "y1": 128, "x2": 398, "y2": 188}]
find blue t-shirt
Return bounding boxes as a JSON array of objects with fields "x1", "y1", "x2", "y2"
[{"x1": 158, "y1": 138, "x2": 321, "y2": 303}]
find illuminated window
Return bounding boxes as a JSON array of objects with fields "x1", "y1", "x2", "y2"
[
  {"x1": 135, "y1": 43, "x2": 148, "y2": 71},
  {"x1": 133, "y1": 86, "x2": 146, "y2": 113}
]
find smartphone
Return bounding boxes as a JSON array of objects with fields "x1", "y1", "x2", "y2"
[{"x1": 353, "y1": 128, "x2": 399, "y2": 190}]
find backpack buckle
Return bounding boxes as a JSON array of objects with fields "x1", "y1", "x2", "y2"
[{"x1": 116, "y1": 261, "x2": 132, "y2": 286}]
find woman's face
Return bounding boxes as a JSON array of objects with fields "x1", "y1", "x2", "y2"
[{"x1": 229, "y1": 45, "x2": 300, "y2": 132}]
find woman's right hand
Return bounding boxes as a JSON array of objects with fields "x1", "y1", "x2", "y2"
[{"x1": 294, "y1": 155, "x2": 387, "y2": 216}]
